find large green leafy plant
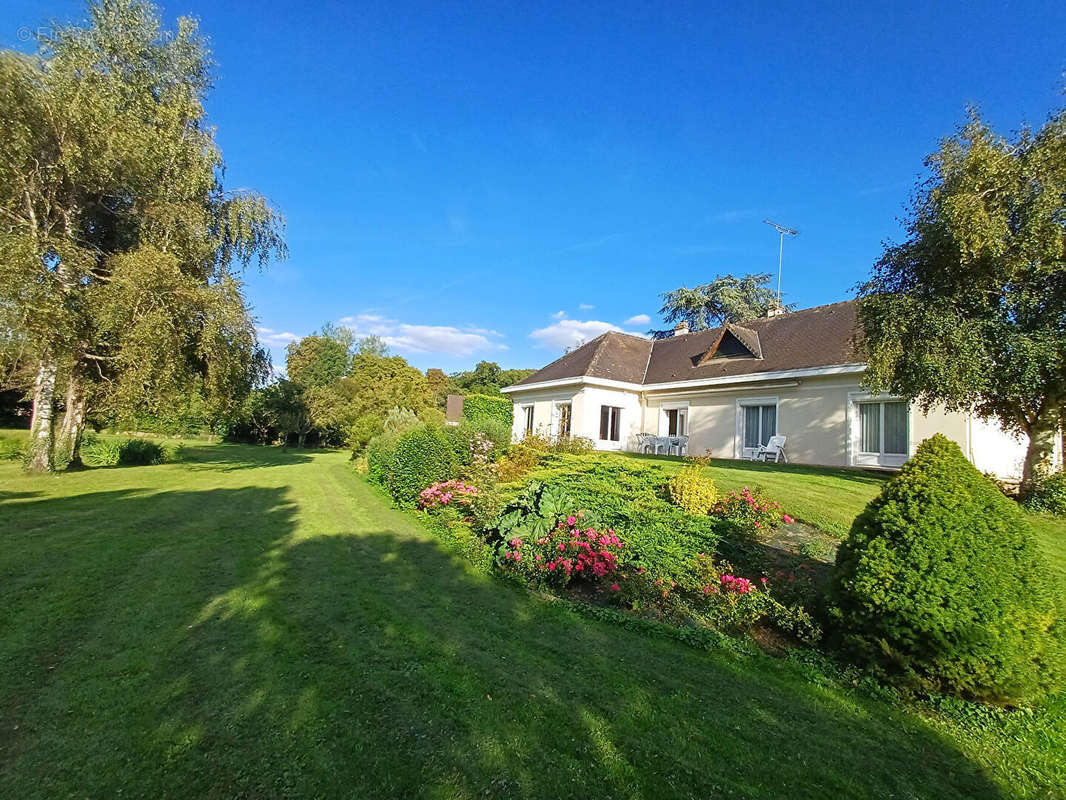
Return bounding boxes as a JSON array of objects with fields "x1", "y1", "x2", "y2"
[
  {"x1": 828, "y1": 435, "x2": 1062, "y2": 704},
  {"x1": 491, "y1": 482, "x2": 574, "y2": 542}
]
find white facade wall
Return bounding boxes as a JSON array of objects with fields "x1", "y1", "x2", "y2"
[
  {"x1": 576, "y1": 386, "x2": 644, "y2": 451},
  {"x1": 508, "y1": 373, "x2": 1034, "y2": 478},
  {"x1": 509, "y1": 387, "x2": 583, "y2": 443}
]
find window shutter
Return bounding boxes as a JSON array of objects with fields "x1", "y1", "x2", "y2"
[
  {"x1": 600, "y1": 406, "x2": 610, "y2": 440},
  {"x1": 610, "y1": 408, "x2": 621, "y2": 441}
]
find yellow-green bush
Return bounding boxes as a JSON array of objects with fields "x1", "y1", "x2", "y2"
[
  {"x1": 496, "y1": 444, "x2": 542, "y2": 483},
  {"x1": 668, "y1": 464, "x2": 717, "y2": 516}
]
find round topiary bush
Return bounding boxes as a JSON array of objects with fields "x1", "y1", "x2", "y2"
[
  {"x1": 386, "y1": 425, "x2": 457, "y2": 506},
  {"x1": 827, "y1": 434, "x2": 1062, "y2": 705}
]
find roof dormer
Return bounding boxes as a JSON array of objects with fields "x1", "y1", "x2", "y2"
[{"x1": 696, "y1": 324, "x2": 762, "y2": 365}]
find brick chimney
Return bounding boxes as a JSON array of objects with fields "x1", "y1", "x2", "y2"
[{"x1": 673, "y1": 321, "x2": 689, "y2": 336}]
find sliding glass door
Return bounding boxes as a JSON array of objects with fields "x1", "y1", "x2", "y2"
[{"x1": 741, "y1": 403, "x2": 776, "y2": 457}]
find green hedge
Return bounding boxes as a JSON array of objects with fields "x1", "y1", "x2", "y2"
[
  {"x1": 461, "y1": 393, "x2": 513, "y2": 427},
  {"x1": 366, "y1": 425, "x2": 458, "y2": 506},
  {"x1": 828, "y1": 434, "x2": 1062, "y2": 704}
]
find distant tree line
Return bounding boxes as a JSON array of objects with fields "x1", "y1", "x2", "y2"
[{"x1": 226, "y1": 326, "x2": 534, "y2": 448}]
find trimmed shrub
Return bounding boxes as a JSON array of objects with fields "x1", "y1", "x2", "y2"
[
  {"x1": 668, "y1": 460, "x2": 718, "y2": 515},
  {"x1": 365, "y1": 430, "x2": 402, "y2": 483},
  {"x1": 461, "y1": 393, "x2": 513, "y2": 427},
  {"x1": 828, "y1": 434, "x2": 1062, "y2": 704},
  {"x1": 384, "y1": 425, "x2": 457, "y2": 506},
  {"x1": 1020, "y1": 470, "x2": 1066, "y2": 516}
]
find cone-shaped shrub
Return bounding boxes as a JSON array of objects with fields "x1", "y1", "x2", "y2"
[{"x1": 828, "y1": 434, "x2": 1061, "y2": 704}]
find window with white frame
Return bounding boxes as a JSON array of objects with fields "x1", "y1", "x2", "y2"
[
  {"x1": 522, "y1": 405, "x2": 534, "y2": 435},
  {"x1": 859, "y1": 400, "x2": 908, "y2": 456},
  {"x1": 743, "y1": 404, "x2": 777, "y2": 450},
  {"x1": 599, "y1": 405, "x2": 622, "y2": 441},
  {"x1": 664, "y1": 406, "x2": 687, "y2": 436},
  {"x1": 556, "y1": 402, "x2": 572, "y2": 438}
]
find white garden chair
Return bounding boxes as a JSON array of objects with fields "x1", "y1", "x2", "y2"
[{"x1": 756, "y1": 435, "x2": 787, "y2": 463}]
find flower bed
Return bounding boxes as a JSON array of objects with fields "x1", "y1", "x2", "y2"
[{"x1": 418, "y1": 479, "x2": 479, "y2": 509}]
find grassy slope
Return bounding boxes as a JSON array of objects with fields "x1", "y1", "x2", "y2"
[{"x1": 0, "y1": 440, "x2": 1063, "y2": 798}]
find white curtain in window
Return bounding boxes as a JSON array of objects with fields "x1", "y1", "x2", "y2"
[
  {"x1": 744, "y1": 407, "x2": 761, "y2": 449},
  {"x1": 760, "y1": 405, "x2": 776, "y2": 446},
  {"x1": 860, "y1": 403, "x2": 880, "y2": 453},
  {"x1": 883, "y1": 402, "x2": 907, "y2": 454}
]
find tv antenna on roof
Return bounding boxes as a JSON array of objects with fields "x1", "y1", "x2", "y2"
[{"x1": 763, "y1": 220, "x2": 798, "y2": 305}]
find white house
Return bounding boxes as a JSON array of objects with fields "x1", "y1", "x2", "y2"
[{"x1": 502, "y1": 301, "x2": 1052, "y2": 480}]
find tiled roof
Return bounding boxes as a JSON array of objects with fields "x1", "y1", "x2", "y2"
[{"x1": 512, "y1": 300, "x2": 862, "y2": 388}]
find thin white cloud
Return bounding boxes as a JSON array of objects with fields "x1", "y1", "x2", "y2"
[
  {"x1": 256, "y1": 326, "x2": 300, "y2": 347},
  {"x1": 530, "y1": 318, "x2": 646, "y2": 351},
  {"x1": 338, "y1": 313, "x2": 505, "y2": 357},
  {"x1": 578, "y1": 303, "x2": 595, "y2": 310},
  {"x1": 624, "y1": 314, "x2": 651, "y2": 326},
  {"x1": 551, "y1": 310, "x2": 566, "y2": 319}
]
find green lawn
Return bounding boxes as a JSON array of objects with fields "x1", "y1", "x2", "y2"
[
  {"x1": 1, "y1": 438, "x2": 1064, "y2": 798},
  {"x1": 618, "y1": 451, "x2": 1066, "y2": 573}
]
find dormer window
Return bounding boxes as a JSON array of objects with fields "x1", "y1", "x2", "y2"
[{"x1": 697, "y1": 324, "x2": 762, "y2": 365}]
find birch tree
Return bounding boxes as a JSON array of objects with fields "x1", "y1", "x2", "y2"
[
  {"x1": 0, "y1": 0, "x2": 284, "y2": 470},
  {"x1": 858, "y1": 107, "x2": 1066, "y2": 485}
]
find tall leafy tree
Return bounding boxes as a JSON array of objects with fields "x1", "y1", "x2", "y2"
[
  {"x1": 286, "y1": 330, "x2": 353, "y2": 391},
  {"x1": 0, "y1": 0, "x2": 284, "y2": 471},
  {"x1": 449, "y1": 360, "x2": 535, "y2": 395},
  {"x1": 858, "y1": 107, "x2": 1066, "y2": 483},
  {"x1": 653, "y1": 273, "x2": 789, "y2": 338},
  {"x1": 355, "y1": 334, "x2": 390, "y2": 358}
]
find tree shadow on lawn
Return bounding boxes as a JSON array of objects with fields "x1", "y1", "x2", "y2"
[
  {"x1": 0, "y1": 486, "x2": 1007, "y2": 799},
  {"x1": 0, "y1": 490, "x2": 41, "y2": 503}
]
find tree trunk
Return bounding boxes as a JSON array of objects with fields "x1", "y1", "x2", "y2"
[
  {"x1": 1022, "y1": 413, "x2": 1060, "y2": 486},
  {"x1": 26, "y1": 357, "x2": 58, "y2": 472},
  {"x1": 57, "y1": 380, "x2": 87, "y2": 468}
]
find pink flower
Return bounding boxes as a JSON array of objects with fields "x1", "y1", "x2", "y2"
[
  {"x1": 566, "y1": 515, "x2": 576, "y2": 526},
  {"x1": 610, "y1": 583, "x2": 620, "y2": 592},
  {"x1": 782, "y1": 514, "x2": 794, "y2": 524}
]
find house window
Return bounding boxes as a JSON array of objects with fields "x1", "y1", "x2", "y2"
[
  {"x1": 599, "y1": 405, "x2": 621, "y2": 441},
  {"x1": 665, "y1": 407, "x2": 687, "y2": 436},
  {"x1": 743, "y1": 404, "x2": 777, "y2": 450},
  {"x1": 556, "y1": 402, "x2": 572, "y2": 438},
  {"x1": 522, "y1": 405, "x2": 534, "y2": 435},
  {"x1": 859, "y1": 401, "x2": 908, "y2": 456}
]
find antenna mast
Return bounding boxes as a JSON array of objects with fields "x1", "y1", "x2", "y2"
[{"x1": 763, "y1": 220, "x2": 798, "y2": 305}]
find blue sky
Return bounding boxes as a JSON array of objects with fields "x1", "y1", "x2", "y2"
[{"x1": 4, "y1": 0, "x2": 1065, "y2": 371}]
